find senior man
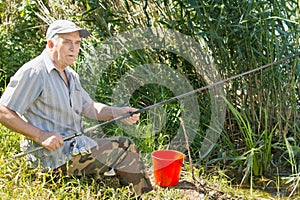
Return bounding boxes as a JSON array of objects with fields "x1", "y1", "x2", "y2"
[{"x1": 0, "y1": 20, "x2": 153, "y2": 195}]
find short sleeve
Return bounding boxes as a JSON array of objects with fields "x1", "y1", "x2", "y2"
[
  {"x1": 0, "y1": 66, "x2": 43, "y2": 115},
  {"x1": 81, "y1": 86, "x2": 94, "y2": 110}
]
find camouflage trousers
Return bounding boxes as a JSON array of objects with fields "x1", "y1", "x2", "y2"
[{"x1": 60, "y1": 136, "x2": 153, "y2": 196}]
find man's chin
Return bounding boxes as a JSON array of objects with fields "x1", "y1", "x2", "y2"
[{"x1": 66, "y1": 59, "x2": 76, "y2": 66}]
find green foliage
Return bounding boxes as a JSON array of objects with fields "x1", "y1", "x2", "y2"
[
  {"x1": 0, "y1": 0, "x2": 45, "y2": 94},
  {"x1": 1, "y1": 0, "x2": 300, "y2": 198}
]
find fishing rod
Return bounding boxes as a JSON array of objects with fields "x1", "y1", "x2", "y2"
[{"x1": 9, "y1": 53, "x2": 300, "y2": 160}]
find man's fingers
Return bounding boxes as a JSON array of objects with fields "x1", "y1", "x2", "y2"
[
  {"x1": 116, "y1": 107, "x2": 140, "y2": 125},
  {"x1": 131, "y1": 113, "x2": 140, "y2": 118},
  {"x1": 41, "y1": 134, "x2": 64, "y2": 151},
  {"x1": 57, "y1": 134, "x2": 64, "y2": 145},
  {"x1": 129, "y1": 109, "x2": 140, "y2": 121}
]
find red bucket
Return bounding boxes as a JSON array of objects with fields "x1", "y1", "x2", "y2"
[{"x1": 151, "y1": 150, "x2": 185, "y2": 187}]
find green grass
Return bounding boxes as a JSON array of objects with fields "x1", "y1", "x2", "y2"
[{"x1": 1, "y1": 124, "x2": 300, "y2": 199}]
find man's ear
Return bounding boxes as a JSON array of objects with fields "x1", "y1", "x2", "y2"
[{"x1": 47, "y1": 39, "x2": 54, "y2": 48}]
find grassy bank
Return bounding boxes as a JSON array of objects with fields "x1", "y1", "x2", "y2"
[{"x1": 1, "y1": 125, "x2": 299, "y2": 199}]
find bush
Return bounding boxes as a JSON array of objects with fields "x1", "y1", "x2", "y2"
[{"x1": 0, "y1": 0, "x2": 45, "y2": 94}]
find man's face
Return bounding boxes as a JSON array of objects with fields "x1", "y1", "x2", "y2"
[{"x1": 51, "y1": 31, "x2": 81, "y2": 69}]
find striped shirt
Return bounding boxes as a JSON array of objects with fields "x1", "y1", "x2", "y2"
[{"x1": 0, "y1": 50, "x2": 97, "y2": 169}]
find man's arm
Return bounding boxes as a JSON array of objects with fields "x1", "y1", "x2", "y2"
[
  {"x1": 0, "y1": 104, "x2": 63, "y2": 150},
  {"x1": 83, "y1": 102, "x2": 140, "y2": 124}
]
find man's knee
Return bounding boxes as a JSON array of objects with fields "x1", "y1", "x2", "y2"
[
  {"x1": 116, "y1": 136, "x2": 134, "y2": 144},
  {"x1": 113, "y1": 136, "x2": 137, "y2": 152}
]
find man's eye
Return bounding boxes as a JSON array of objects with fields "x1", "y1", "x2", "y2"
[{"x1": 63, "y1": 41, "x2": 80, "y2": 45}]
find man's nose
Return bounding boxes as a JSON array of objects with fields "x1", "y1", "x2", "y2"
[{"x1": 70, "y1": 43, "x2": 75, "y2": 51}]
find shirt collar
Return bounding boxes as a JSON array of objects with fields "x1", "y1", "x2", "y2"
[{"x1": 42, "y1": 49, "x2": 71, "y2": 73}]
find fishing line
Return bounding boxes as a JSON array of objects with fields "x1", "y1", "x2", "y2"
[{"x1": 8, "y1": 53, "x2": 300, "y2": 160}]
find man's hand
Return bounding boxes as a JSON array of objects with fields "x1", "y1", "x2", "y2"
[
  {"x1": 115, "y1": 107, "x2": 140, "y2": 125},
  {"x1": 37, "y1": 132, "x2": 64, "y2": 151}
]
